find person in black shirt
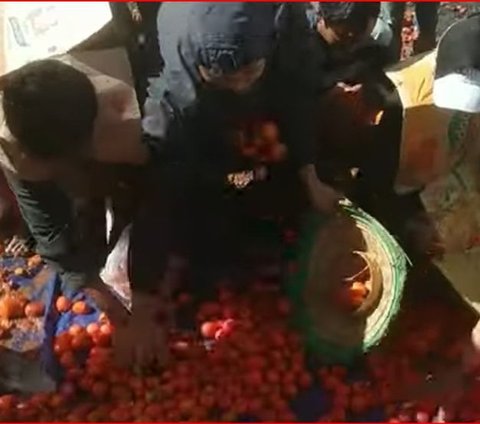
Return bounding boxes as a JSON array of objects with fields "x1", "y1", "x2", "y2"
[{"x1": 119, "y1": 2, "x2": 382, "y2": 367}]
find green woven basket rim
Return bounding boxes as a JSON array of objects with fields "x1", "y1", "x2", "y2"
[{"x1": 285, "y1": 204, "x2": 410, "y2": 365}]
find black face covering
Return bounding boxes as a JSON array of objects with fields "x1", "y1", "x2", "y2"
[{"x1": 155, "y1": 2, "x2": 283, "y2": 113}]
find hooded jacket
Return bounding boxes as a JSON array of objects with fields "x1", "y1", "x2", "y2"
[{"x1": 142, "y1": 2, "x2": 318, "y2": 184}]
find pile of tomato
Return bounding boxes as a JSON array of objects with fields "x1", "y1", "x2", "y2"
[{"x1": 0, "y1": 269, "x2": 479, "y2": 422}]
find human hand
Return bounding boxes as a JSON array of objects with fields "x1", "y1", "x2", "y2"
[
  {"x1": 300, "y1": 165, "x2": 343, "y2": 215},
  {"x1": 84, "y1": 278, "x2": 129, "y2": 326},
  {"x1": 4, "y1": 235, "x2": 31, "y2": 257},
  {"x1": 336, "y1": 81, "x2": 363, "y2": 94},
  {"x1": 404, "y1": 213, "x2": 444, "y2": 259},
  {"x1": 112, "y1": 291, "x2": 172, "y2": 369},
  {"x1": 309, "y1": 179, "x2": 344, "y2": 215}
]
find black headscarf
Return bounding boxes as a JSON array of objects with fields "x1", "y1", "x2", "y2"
[{"x1": 155, "y1": 2, "x2": 284, "y2": 113}]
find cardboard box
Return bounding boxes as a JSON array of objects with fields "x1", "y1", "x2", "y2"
[{"x1": 0, "y1": 2, "x2": 112, "y2": 76}]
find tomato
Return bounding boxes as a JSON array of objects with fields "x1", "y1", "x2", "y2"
[
  {"x1": 110, "y1": 386, "x2": 133, "y2": 402},
  {"x1": 90, "y1": 381, "x2": 109, "y2": 400},
  {"x1": 78, "y1": 376, "x2": 95, "y2": 392},
  {"x1": 89, "y1": 346, "x2": 112, "y2": 360},
  {"x1": 92, "y1": 332, "x2": 111, "y2": 347},
  {"x1": 350, "y1": 281, "x2": 369, "y2": 298},
  {"x1": 143, "y1": 403, "x2": 163, "y2": 419},
  {"x1": 200, "y1": 321, "x2": 222, "y2": 339},
  {"x1": 53, "y1": 334, "x2": 71, "y2": 355},
  {"x1": 0, "y1": 395, "x2": 16, "y2": 411},
  {"x1": 0, "y1": 295, "x2": 26, "y2": 319},
  {"x1": 86, "y1": 363, "x2": 106, "y2": 378},
  {"x1": 55, "y1": 296, "x2": 72, "y2": 313},
  {"x1": 72, "y1": 301, "x2": 90, "y2": 315},
  {"x1": 16, "y1": 402, "x2": 36, "y2": 421},
  {"x1": 71, "y1": 333, "x2": 92, "y2": 351},
  {"x1": 86, "y1": 322, "x2": 100, "y2": 336},
  {"x1": 48, "y1": 393, "x2": 67, "y2": 409},
  {"x1": 259, "y1": 121, "x2": 279, "y2": 144},
  {"x1": 99, "y1": 322, "x2": 114, "y2": 336},
  {"x1": 29, "y1": 393, "x2": 49, "y2": 408},
  {"x1": 109, "y1": 407, "x2": 132, "y2": 422},
  {"x1": 68, "y1": 323, "x2": 85, "y2": 337},
  {"x1": 59, "y1": 351, "x2": 76, "y2": 369},
  {"x1": 59, "y1": 381, "x2": 76, "y2": 399},
  {"x1": 244, "y1": 370, "x2": 263, "y2": 386},
  {"x1": 65, "y1": 368, "x2": 83, "y2": 382},
  {"x1": 298, "y1": 371, "x2": 313, "y2": 388},
  {"x1": 24, "y1": 301, "x2": 45, "y2": 317},
  {"x1": 350, "y1": 394, "x2": 369, "y2": 414}
]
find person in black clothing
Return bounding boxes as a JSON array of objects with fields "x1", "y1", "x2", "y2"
[{"x1": 116, "y1": 2, "x2": 382, "y2": 367}]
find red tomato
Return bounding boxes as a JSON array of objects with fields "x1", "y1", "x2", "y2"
[
  {"x1": 108, "y1": 406, "x2": 130, "y2": 422},
  {"x1": 91, "y1": 381, "x2": 109, "y2": 400},
  {"x1": 59, "y1": 351, "x2": 76, "y2": 369},
  {"x1": 93, "y1": 332, "x2": 111, "y2": 347},
  {"x1": 90, "y1": 346, "x2": 112, "y2": 360},
  {"x1": 99, "y1": 322, "x2": 114, "y2": 336},
  {"x1": 71, "y1": 333, "x2": 92, "y2": 351},
  {"x1": 200, "y1": 321, "x2": 222, "y2": 339},
  {"x1": 0, "y1": 395, "x2": 16, "y2": 411},
  {"x1": 68, "y1": 323, "x2": 85, "y2": 337},
  {"x1": 53, "y1": 334, "x2": 71, "y2": 355},
  {"x1": 24, "y1": 301, "x2": 45, "y2": 318},
  {"x1": 86, "y1": 322, "x2": 100, "y2": 336},
  {"x1": 72, "y1": 301, "x2": 90, "y2": 315},
  {"x1": 55, "y1": 296, "x2": 72, "y2": 313},
  {"x1": 48, "y1": 393, "x2": 67, "y2": 409}
]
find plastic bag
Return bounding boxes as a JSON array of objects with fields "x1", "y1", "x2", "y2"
[{"x1": 100, "y1": 224, "x2": 132, "y2": 310}]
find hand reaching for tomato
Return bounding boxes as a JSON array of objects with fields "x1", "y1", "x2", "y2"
[
  {"x1": 113, "y1": 291, "x2": 172, "y2": 369},
  {"x1": 300, "y1": 164, "x2": 343, "y2": 215},
  {"x1": 404, "y1": 213, "x2": 444, "y2": 259},
  {"x1": 336, "y1": 82, "x2": 363, "y2": 94},
  {"x1": 84, "y1": 279, "x2": 128, "y2": 326}
]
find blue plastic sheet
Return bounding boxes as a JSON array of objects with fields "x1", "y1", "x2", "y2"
[
  {"x1": 0, "y1": 257, "x2": 58, "y2": 392},
  {"x1": 0, "y1": 257, "x2": 56, "y2": 352}
]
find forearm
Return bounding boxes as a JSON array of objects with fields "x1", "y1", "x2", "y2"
[{"x1": 4, "y1": 171, "x2": 98, "y2": 295}]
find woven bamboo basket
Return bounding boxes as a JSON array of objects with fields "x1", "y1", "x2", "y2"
[{"x1": 285, "y1": 201, "x2": 409, "y2": 365}]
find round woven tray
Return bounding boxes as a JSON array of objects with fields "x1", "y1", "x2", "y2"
[{"x1": 285, "y1": 202, "x2": 409, "y2": 365}]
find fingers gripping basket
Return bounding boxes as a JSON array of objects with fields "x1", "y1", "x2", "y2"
[{"x1": 285, "y1": 202, "x2": 409, "y2": 365}]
